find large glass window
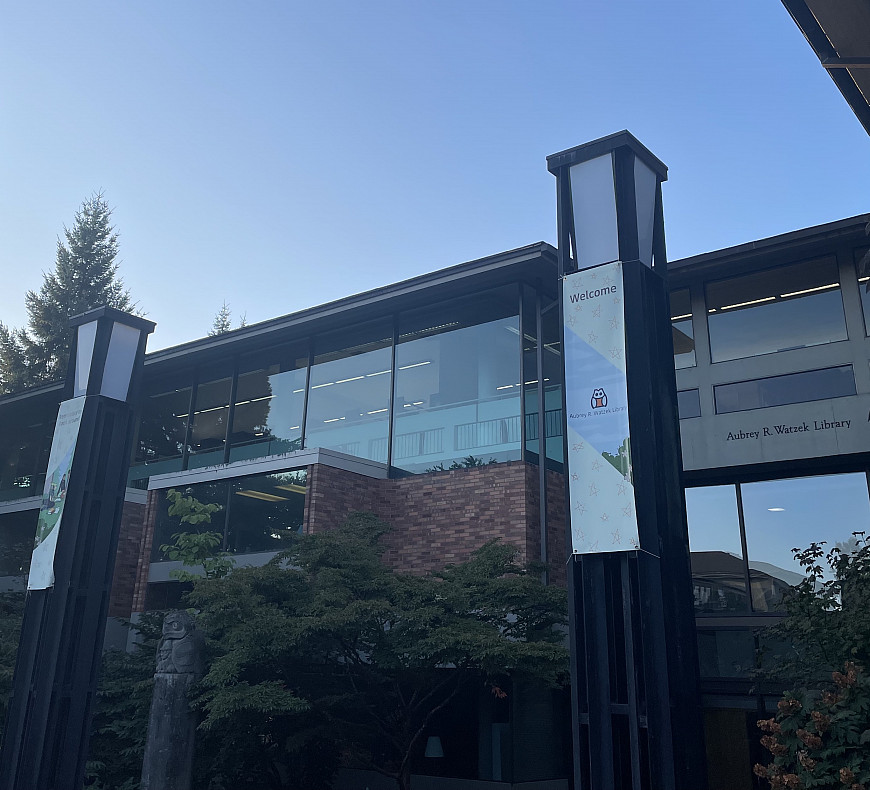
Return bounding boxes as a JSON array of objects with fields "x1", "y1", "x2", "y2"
[
  {"x1": 392, "y1": 287, "x2": 521, "y2": 474},
  {"x1": 741, "y1": 473, "x2": 870, "y2": 612},
  {"x1": 706, "y1": 257, "x2": 847, "y2": 363},
  {"x1": 305, "y1": 321, "x2": 392, "y2": 463},
  {"x1": 187, "y1": 364, "x2": 234, "y2": 469},
  {"x1": 855, "y1": 245, "x2": 870, "y2": 335},
  {"x1": 686, "y1": 486, "x2": 749, "y2": 614},
  {"x1": 131, "y1": 372, "x2": 192, "y2": 486},
  {"x1": 229, "y1": 344, "x2": 308, "y2": 463},
  {"x1": 714, "y1": 366, "x2": 856, "y2": 414},
  {"x1": 671, "y1": 288, "x2": 695, "y2": 369},
  {"x1": 541, "y1": 297, "x2": 564, "y2": 465},
  {"x1": 151, "y1": 468, "x2": 307, "y2": 561},
  {"x1": 0, "y1": 395, "x2": 56, "y2": 501}
]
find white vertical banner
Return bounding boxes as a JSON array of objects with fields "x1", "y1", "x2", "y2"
[
  {"x1": 28, "y1": 396, "x2": 86, "y2": 590},
  {"x1": 563, "y1": 262, "x2": 639, "y2": 553}
]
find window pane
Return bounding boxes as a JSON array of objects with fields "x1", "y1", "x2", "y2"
[
  {"x1": 541, "y1": 297, "x2": 564, "y2": 464},
  {"x1": 0, "y1": 396, "x2": 56, "y2": 501},
  {"x1": 677, "y1": 389, "x2": 701, "y2": 419},
  {"x1": 686, "y1": 485, "x2": 749, "y2": 613},
  {"x1": 696, "y1": 629, "x2": 755, "y2": 678},
  {"x1": 714, "y1": 366, "x2": 856, "y2": 414},
  {"x1": 855, "y1": 245, "x2": 870, "y2": 335},
  {"x1": 227, "y1": 469, "x2": 307, "y2": 553},
  {"x1": 522, "y1": 287, "x2": 540, "y2": 460},
  {"x1": 229, "y1": 344, "x2": 308, "y2": 463},
  {"x1": 393, "y1": 288, "x2": 520, "y2": 474},
  {"x1": 741, "y1": 473, "x2": 870, "y2": 612},
  {"x1": 306, "y1": 321, "x2": 392, "y2": 462},
  {"x1": 187, "y1": 372, "x2": 233, "y2": 469},
  {"x1": 706, "y1": 257, "x2": 847, "y2": 363},
  {"x1": 0, "y1": 508, "x2": 38, "y2": 581},
  {"x1": 671, "y1": 289, "x2": 695, "y2": 369},
  {"x1": 131, "y1": 374, "x2": 192, "y2": 486},
  {"x1": 151, "y1": 480, "x2": 229, "y2": 562}
]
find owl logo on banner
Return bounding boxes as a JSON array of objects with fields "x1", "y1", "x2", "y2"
[{"x1": 591, "y1": 388, "x2": 607, "y2": 409}]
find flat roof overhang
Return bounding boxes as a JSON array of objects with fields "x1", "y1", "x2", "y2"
[
  {"x1": 781, "y1": 0, "x2": 870, "y2": 136},
  {"x1": 669, "y1": 212, "x2": 870, "y2": 283},
  {"x1": 143, "y1": 242, "x2": 558, "y2": 374}
]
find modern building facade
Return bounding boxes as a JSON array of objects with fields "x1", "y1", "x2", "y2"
[{"x1": 1, "y1": 212, "x2": 869, "y2": 788}]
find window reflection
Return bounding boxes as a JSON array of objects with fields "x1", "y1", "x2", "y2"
[
  {"x1": 697, "y1": 629, "x2": 755, "y2": 678},
  {"x1": 854, "y1": 245, "x2": 870, "y2": 335},
  {"x1": 132, "y1": 373, "x2": 192, "y2": 485},
  {"x1": 714, "y1": 366, "x2": 855, "y2": 414},
  {"x1": 393, "y1": 287, "x2": 521, "y2": 474},
  {"x1": 187, "y1": 372, "x2": 233, "y2": 469},
  {"x1": 0, "y1": 394, "x2": 56, "y2": 501},
  {"x1": 685, "y1": 485, "x2": 748, "y2": 613},
  {"x1": 706, "y1": 257, "x2": 847, "y2": 363},
  {"x1": 229, "y1": 344, "x2": 308, "y2": 462},
  {"x1": 151, "y1": 468, "x2": 307, "y2": 561},
  {"x1": 306, "y1": 321, "x2": 392, "y2": 463},
  {"x1": 677, "y1": 389, "x2": 701, "y2": 419},
  {"x1": 741, "y1": 473, "x2": 870, "y2": 612},
  {"x1": 671, "y1": 289, "x2": 695, "y2": 369}
]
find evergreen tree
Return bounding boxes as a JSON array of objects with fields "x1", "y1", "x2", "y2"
[
  {"x1": 208, "y1": 301, "x2": 247, "y2": 336},
  {"x1": 208, "y1": 301, "x2": 233, "y2": 336},
  {"x1": 0, "y1": 193, "x2": 135, "y2": 394}
]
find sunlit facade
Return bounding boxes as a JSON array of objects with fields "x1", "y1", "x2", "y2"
[{"x1": 2, "y1": 214, "x2": 870, "y2": 786}]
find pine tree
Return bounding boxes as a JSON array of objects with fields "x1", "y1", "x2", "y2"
[
  {"x1": 208, "y1": 302, "x2": 247, "y2": 336},
  {"x1": 0, "y1": 193, "x2": 135, "y2": 394},
  {"x1": 208, "y1": 301, "x2": 233, "y2": 336}
]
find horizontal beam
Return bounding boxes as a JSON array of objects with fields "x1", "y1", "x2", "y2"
[{"x1": 822, "y1": 57, "x2": 870, "y2": 69}]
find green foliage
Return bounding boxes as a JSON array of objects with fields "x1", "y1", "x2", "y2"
[
  {"x1": 185, "y1": 512, "x2": 568, "y2": 790},
  {"x1": 424, "y1": 455, "x2": 497, "y2": 473},
  {"x1": 0, "y1": 193, "x2": 136, "y2": 393},
  {"x1": 85, "y1": 612, "x2": 164, "y2": 790},
  {"x1": 756, "y1": 535, "x2": 870, "y2": 788},
  {"x1": 0, "y1": 592, "x2": 26, "y2": 742},
  {"x1": 160, "y1": 488, "x2": 235, "y2": 581},
  {"x1": 208, "y1": 301, "x2": 246, "y2": 336},
  {"x1": 754, "y1": 663, "x2": 870, "y2": 789}
]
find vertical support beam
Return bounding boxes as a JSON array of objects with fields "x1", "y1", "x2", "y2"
[{"x1": 0, "y1": 308, "x2": 153, "y2": 790}]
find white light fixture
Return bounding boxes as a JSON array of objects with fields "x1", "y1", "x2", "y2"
[
  {"x1": 69, "y1": 307, "x2": 155, "y2": 403},
  {"x1": 768, "y1": 507, "x2": 785, "y2": 512},
  {"x1": 547, "y1": 131, "x2": 668, "y2": 272}
]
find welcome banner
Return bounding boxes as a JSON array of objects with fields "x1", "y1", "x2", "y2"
[
  {"x1": 28, "y1": 396, "x2": 86, "y2": 590},
  {"x1": 562, "y1": 261, "x2": 639, "y2": 553}
]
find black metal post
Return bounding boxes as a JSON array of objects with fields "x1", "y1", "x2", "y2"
[
  {"x1": 549, "y1": 133, "x2": 706, "y2": 790},
  {"x1": 0, "y1": 308, "x2": 153, "y2": 790}
]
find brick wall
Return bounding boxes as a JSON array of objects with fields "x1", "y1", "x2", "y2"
[
  {"x1": 131, "y1": 461, "x2": 569, "y2": 613},
  {"x1": 108, "y1": 499, "x2": 147, "y2": 617}
]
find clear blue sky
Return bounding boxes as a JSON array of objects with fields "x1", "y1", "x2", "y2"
[{"x1": 1, "y1": 1, "x2": 868, "y2": 351}]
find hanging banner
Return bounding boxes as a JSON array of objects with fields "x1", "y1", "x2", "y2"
[
  {"x1": 28, "y1": 396, "x2": 86, "y2": 590},
  {"x1": 563, "y1": 261, "x2": 639, "y2": 553}
]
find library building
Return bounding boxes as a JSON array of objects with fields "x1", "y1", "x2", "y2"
[{"x1": 1, "y1": 206, "x2": 870, "y2": 788}]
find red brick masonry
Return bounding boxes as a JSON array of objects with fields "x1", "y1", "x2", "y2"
[{"x1": 125, "y1": 461, "x2": 568, "y2": 615}]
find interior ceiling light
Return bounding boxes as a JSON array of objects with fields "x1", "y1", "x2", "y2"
[
  {"x1": 398, "y1": 361, "x2": 431, "y2": 370},
  {"x1": 767, "y1": 507, "x2": 785, "y2": 512},
  {"x1": 367, "y1": 408, "x2": 388, "y2": 414},
  {"x1": 336, "y1": 376, "x2": 364, "y2": 384},
  {"x1": 671, "y1": 313, "x2": 692, "y2": 321},
  {"x1": 717, "y1": 296, "x2": 776, "y2": 312},
  {"x1": 366, "y1": 370, "x2": 390, "y2": 377},
  {"x1": 235, "y1": 490, "x2": 290, "y2": 502},
  {"x1": 275, "y1": 483, "x2": 307, "y2": 494},
  {"x1": 779, "y1": 283, "x2": 838, "y2": 298}
]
